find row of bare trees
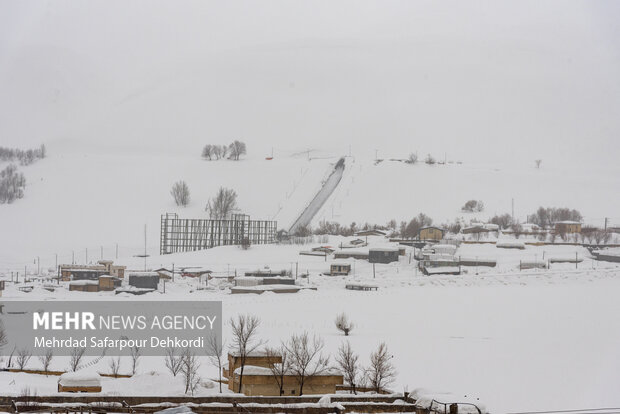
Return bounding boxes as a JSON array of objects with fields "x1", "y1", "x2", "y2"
[
  {"x1": 226, "y1": 314, "x2": 395, "y2": 396},
  {"x1": 202, "y1": 141, "x2": 247, "y2": 161}
]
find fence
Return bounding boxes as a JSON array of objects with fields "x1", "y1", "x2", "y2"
[{"x1": 160, "y1": 213, "x2": 278, "y2": 255}]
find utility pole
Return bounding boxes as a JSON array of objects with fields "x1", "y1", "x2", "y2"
[
  {"x1": 116, "y1": 243, "x2": 119, "y2": 259},
  {"x1": 37, "y1": 256, "x2": 40, "y2": 275},
  {"x1": 55, "y1": 254, "x2": 58, "y2": 269},
  {"x1": 604, "y1": 217, "x2": 608, "y2": 232},
  {"x1": 101, "y1": 246, "x2": 103, "y2": 260},
  {"x1": 72, "y1": 250, "x2": 75, "y2": 264},
  {"x1": 511, "y1": 198, "x2": 515, "y2": 223}
]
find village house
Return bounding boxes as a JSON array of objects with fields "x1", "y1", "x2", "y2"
[
  {"x1": 230, "y1": 365, "x2": 344, "y2": 396},
  {"x1": 59, "y1": 260, "x2": 126, "y2": 281},
  {"x1": 224, "y1": 351, "x2": 282, "y2": 383},
  {"x1": 329, "y1": 262, "x2": 351, "y2": 275},
  {"x1": 555, "y1": 221, "x2": 582, "y2": 234},
  {"x1": 223, "y1": 351, "x2": 343, "y2": 396},
  {"x1": 418, "y1": 226, "x2": 445, "y2": 241},
  {"x1": 69, "y1": 280, "x2": 100, "y2": 292},
  {"x1": 369, "y1": 247, "x2": 400, "y2": 264}
]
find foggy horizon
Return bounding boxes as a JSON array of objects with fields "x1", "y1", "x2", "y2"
[{"x1": 1, "y1": 1, "x2": 619, "y2": 166}]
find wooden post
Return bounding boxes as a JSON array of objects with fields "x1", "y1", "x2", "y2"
[
  {"x1": 295, "y1": 262, "x2": 298, "y2": 279},
  {"x1": 373, "y1": 263, "x2": 376, "y2": 279}
]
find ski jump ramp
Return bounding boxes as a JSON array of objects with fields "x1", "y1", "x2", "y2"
[{"x1": 288, "y1": 157, "x2": 345, "y2": 234}]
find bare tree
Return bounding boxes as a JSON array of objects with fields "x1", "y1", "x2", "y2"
[
  {"x1": 230, "y1": 314, "x2": 264, "y2": 393},
  {"x1": 38, "y1": 349, "x2": 54, "y2": 375},
  {"x1": 335, "y1": 313, "x2": 354, "y2": 336},
  {"x1": 336, "y1": 341, "x2": 360, "y2": 394},
  {"x1": 265, "y1": 345, "x2": 292, "y2": 396},
  {"x1": 220, "y1": 144, "x2": 229, "y2": 160},
  {"x1": 202, "y1": 144, "x2": 214, "y2": 160},
  {"x1": 16, "y1": 348, "x2": 32, "y2": 370},
  {"x1": 535, "y1": 159, "x2": 542, "y2": 169},
  {"x1": 165, "y1": 347, "x2": 183, "y2": 377},
  {"x1": 0, "y1": 164, "x2": 26, "y2": 204},
  {"x1": 228, "y1": 140, "x2": 247, "y2": 161},
  {"x1": 365, "y1": 343, "x2": 396, "y2": 394},
  {"x1": 461, "y1": 200, "x2": 484, "y2": 213},
  {"x1": 284, "y1": 332, "x2": 330, "y2": 395},
  {"x1": 69, "y1": 347, "x2": 86, "y2": 371},
  {"x1": 425, "y1": 154, "x2": 436, "y2": 165},
  {"x1": 206, "y1": 334, "x2": 225, "y2": 393},
  {"x1": 511, "y1": 223, "x2": 523, "y2": 239},
  {"x1": 405, "y1": 152, "x2": 418, "y2": 164},
  {"x1": 213, "y1": 145, "x2": 222, "y2": 160},
  {"x1": 170, "y1": 180, "x2": 191, "y2": 207},
  {"x1": 108, "y1": 356, "x2": 121, "y2": 378},
  {"x1": 130, "y1": 345, "x2": 141, "y2": 375},
  {"x1": 206, "y1": 187, "x2": 239, "y2": 219},
  {"x1": 180, "y1": 348, "x2": 201, "y2": 395}
]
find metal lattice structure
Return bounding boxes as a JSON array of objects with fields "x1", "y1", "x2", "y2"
[{"x1": 160, "y1": 213, "x2": 278, "y2": 255}]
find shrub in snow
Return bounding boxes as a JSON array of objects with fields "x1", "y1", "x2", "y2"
[
  {"x1": 0, "y1": 164, "x2": 26, "y2": 204},
  {"x1": 405, "y1": 152, "x2": 418, "y2": 164},
  {"x1": 335, "y1": 313, "x2": 354, "y2": 336},
  {"x1": 170, "y1": 180, "x2": 190, "y2": 207},
  {"x1": 425, "y1": 154, "x2": 436, "y2": 165}
]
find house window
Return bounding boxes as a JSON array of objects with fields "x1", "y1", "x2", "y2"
[{"x1": 291, "y1": 390, "x2": 296, "y2": 394}]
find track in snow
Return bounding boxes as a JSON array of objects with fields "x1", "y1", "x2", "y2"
[{"x1": 288, "y1": 157, "x2": 345, "y2": 234}]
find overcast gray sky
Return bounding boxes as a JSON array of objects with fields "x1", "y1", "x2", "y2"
[{"x1": 1, "y1": 1, "x2": 619, "y2": 165}]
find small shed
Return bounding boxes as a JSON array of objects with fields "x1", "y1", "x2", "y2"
[
  {"x1": 99, "y1": 275, "x2": 122, "y2": 291},
  {"x1": 369, "y1": 248, "x2": 400, "y2": 264},
  {"x1": 329, "y1": 262, "x2": 351, "y2": 276},
  {"x1": 69, "y1": 280, "x2": 100, "y2": 292},
  {"x1": 555, "y1": 221, "x2": 582, "y2": 234},
  {"x1": 58, "y1": 369, "x2": 102, "y2": 393},
  {"x1": 419, "y1": 227, "x2": 445, "y2": 241},
  {"x1": 128, "y1": 272, "x2": 160, "y2": 290}
]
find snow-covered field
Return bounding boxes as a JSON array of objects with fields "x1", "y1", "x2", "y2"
[{"x1": 1, "y1": 237, "x2": 620, "y2": 413}]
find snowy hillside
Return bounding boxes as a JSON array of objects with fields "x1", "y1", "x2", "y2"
[
  {"x1": 0, "y1": 146, "x2": 336, "y2": 273},
  {"x1": 2, "y1": 146, "x2": 619, "y2": 273},
  {"x1": 313, "y1": 157, "x2": 620, "y2": 228}
]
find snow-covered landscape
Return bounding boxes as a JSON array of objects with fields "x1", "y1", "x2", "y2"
[{"x1": 1, "y1": 1, "x2": 620, "y2": 414}]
